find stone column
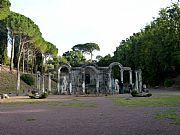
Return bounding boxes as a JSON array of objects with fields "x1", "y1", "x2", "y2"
[
  {"x1": 129, "y1": 70, "x2": 133, "y2": 84},
  {"x1": 135, "y1": 71, "x2": 139, "y2": 91},
  {"x1": 120, "y1": 70, "x2": 124, "y2": 83},
  {"x1": 108, "y1": 71, "x2": 112, "y2": 93},
  {"x1": 82, "y1": 69, "x2": 85, "y2": 93},
  {"x1": 36, "y1": 71, "x2": 41, "y2": 93},
  {"x1": 42, "y1": 74, "x2": 45, "y2": 93},
  {"x1": 69, "y1": 71, "x2": 72, "y2": 94},
  {"x1": 57, "y1": 68, "x2": 61, "y2": 94},
  {"x1": 138, "y1": 69, "x2": 142, "y2": 92},
  {"x1": 48, "y1": 72, "x2": 51, "y2": 92},
  {"x1": 96, "y1": 73, "x2": 99, "y2": 93}
]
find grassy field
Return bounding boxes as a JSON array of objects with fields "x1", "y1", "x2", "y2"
[
  {"x1": 156, "y1": 109, "x2": 180, "y2": 125},
  {"x1": 110, "y1": 95, "x2": 180, "y2": 107},
  {"x1": 0, "y1": 66, "x2": 57, "y2": 94}
]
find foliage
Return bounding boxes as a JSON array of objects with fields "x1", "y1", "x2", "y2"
[
  {"x1": 0, "y1": 0, "x2": 11, "y2": 20},
  {"x1": 62, "y1": 50, "x2": 86, "y2": 66},
  {"x1": 131, "y1": 90, "x2": 138, "y2": 96},
  {"x1": 0, "y1": 23, "x2": 8, "y2": 64},
  {"x1": 113, "y1": 3, "x2": 180, "y2": 86},
  {"x1": 97, "y1": 54, "x2": 113, "y2": 66},
  {"x1": 39, "y1": 92, "x2": 48, "y2": 99},
  {"x1": 20, "y1": 74, "x2": 35, "y2": 86},
  {"x1": 131, "y1": 90, "x2": 152, "y2": 97},
  {"x1": 28, "y1": 92, "x2": 48, "y2": 99},
  {"x1": 164, "y1": 79, "x2": 175, "y2": 87},
  {"x1": 156, "y1": 109, "x2": 180, "y2": 125},
  {"x1": 72, "y1": 43, "x2": 100, "y2": 61}
]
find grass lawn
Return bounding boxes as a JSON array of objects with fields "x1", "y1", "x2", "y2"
[
  {"x1": 111, "y1": 95, "x2": 180, "y2": 107},
  {"x1": 0, "y1": 96, "x2": 96, "y2": 108},
  {"x1": 156, "y1": 109, "x2": 180, "y2": 125}
]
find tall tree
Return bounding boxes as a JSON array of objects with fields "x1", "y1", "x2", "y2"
[
  {"x1": 72, "y1": 43, "x2": 100, "y2": 61},
  {"x1": 113, "y1": 3, "x2": 180, "y2": 86},
  {"x1": 0, "y1": 0, "x2": 10, "y2": 20},
  {"x1": 63, "y1": 50, "x2": 86, "y2": 67}
]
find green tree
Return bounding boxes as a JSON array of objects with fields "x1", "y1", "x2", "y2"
[
  {"x1": 0, "y1": 0, "x2": 10, "y2": 20},
  {"x1": 63, "y1": 50, "x2": 86, "y2": 67},
  {"x1": 113, "y1": 3, "x2": 180, "y2": 86},
  {"x1": 72, "y1": 43, "x2": 100, "y2": 61}
]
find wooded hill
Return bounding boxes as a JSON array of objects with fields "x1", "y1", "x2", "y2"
[{"x1": 98, "y1": 3, "x2": 180, "y2": 86}]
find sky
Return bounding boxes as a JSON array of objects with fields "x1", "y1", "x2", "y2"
[{"x1": 9, "y1": 0, "x2": 173, "y2": 59}]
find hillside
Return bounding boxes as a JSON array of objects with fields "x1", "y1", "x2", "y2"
[{"x1": 0, "y1": 66, "x2": 57, "y2": 95}]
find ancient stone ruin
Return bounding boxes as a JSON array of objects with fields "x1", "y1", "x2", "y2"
[{"x1": 36, "y1": 62, "x2": 142, "y2": 95}]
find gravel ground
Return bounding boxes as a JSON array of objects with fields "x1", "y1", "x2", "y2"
[{"x1": 0, "y1": 93, "x2": 180, "y2": 135}]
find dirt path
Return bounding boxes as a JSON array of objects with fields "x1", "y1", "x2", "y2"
[{"x1": 0, "y1": 95, "x2": 180, "y2": 135}]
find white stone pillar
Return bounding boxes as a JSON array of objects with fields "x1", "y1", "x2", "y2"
[
  {"x1": 82, "y1": 70, "x2": 85, "y2": 93},
  {"x1": 57, "y1": 68, "x2": 61, "y2": 94},
  {"x1": 48, "y1": 72, "x2": 51, "y2": 92},
  {"x1": 69, "y1": 71, "x2": 72, "y2": 94},
  {"x1": 96, "y1": 73, "x2": 99, "y2": 93},
  {"x1": 42, "y1": 74, "x2": 45, "y2": 93},
  {"x1": 121, "y1": 70, "x2": 124, "y2": 83},
  {"x1": 108, "y1": 71, "x2": 112, "y2": 93},
  {"x1": 129, "y1": 70, "x2": 133, "y2": 84},
  {"x1": 135, "y1": 71, "x2": 139, "y2": 91},
  {"x1": 82, "y1": 81, "x2": 85, "y2": 93},
  {"x1": 138, "y1": 69, "x2": 142, "y2": 92},
  {"x1": 69, "y1": 83, "x2": 72, "y2": 94}
]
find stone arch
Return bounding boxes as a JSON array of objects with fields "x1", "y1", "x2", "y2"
[
  {"x1": 59, "y1": 64, "x2": 71, "y2": 72},
  {"x1": 83, "y1": 65, "x2": 99, "y2": 94},
  {"x1": 57, "y1": 64, "x2": 72, "y2": 94},
  {"x1": 108, "y1": 62, "x2": 133, "y2": 94},
  {"x1": 109, "y1": 62, "x2": 124, "y2": 71}
]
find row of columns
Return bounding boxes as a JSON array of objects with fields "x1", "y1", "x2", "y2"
[
  {"x1": 108, "y1": 69, "x2": 133, "y2": 93},
  {"x1": 36, "y1": 68, "x2": 142, "y2": 94},
  {"x1": 36, "y1": 71, "x2": 51, "y2": 94}
]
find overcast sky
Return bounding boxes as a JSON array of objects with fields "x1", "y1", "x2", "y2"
[{"x1": 9, "y1": 0, "x2": 172, "y2": 59}]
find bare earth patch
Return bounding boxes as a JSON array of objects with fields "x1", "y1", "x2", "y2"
[{"x1": 0, "y1": 93, "x2": 180, "y2": 135}]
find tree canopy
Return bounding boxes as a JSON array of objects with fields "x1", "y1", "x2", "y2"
[
  {"x1": 112, "y1": 3, "x2": 180, "y2": 86},
  {"x1": 0, "y1": 0, "x2": 11, "y2": 20},
  {"x1": 72, "y1": 43, "x2": 100, "y2": 61}
]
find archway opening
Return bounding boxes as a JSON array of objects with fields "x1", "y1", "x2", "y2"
[{"x1": 84, "y1": 66, "x2": 98, "y2": 94}]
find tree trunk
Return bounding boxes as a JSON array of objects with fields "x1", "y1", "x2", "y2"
[
  {"x1": 10, "y1": 34, "x2": 15, "y2": 73},
  {"x1": 27, "y1": 49, "x2": 29, "y2": 73},
  {"x1": 31, "y1": 54, "x2": 34, "y2": 74},
  {"x1": 22, "y1": 49, "x2": 25, "y2": 73},
  {"x1": 16, "y1": 36, "x2": 23, "y2": 96}
]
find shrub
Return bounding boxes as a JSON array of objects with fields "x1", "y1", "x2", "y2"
[
  {"x1": 39, "y1": 92, "x2": 48, "y2": 99},
  {"x1": 131, "y1": 90, "x2": 152, "y2": 97},
  {"x1": 164, "y1": 79, "x2": 175, "y2": 87},
  {"x1": 28, "y1": 92, "x2": 39, "y2": 99},
  {"x1": 21, "y1": 74, "x2": 35, "y2": 86},
  {"x1": 131, "y1": 90, "x2": 138, "y2": 97}
]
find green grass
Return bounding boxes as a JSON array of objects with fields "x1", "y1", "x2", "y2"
[
  {"x1": 0, "y1": 100, "x2": 50, "y2": 107},
  {"x1": 0, "y1": 68, "x2": 57, "y2": 94},
  {"x1": 156, "y1": 109, "x2": 180, "y2": 125},
  {"x1": 111, "y1": 96, "x2": 180, "y2": 107},
  {"x1": 62, "y1": 102, "x2": 96, "y2": 108}
]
